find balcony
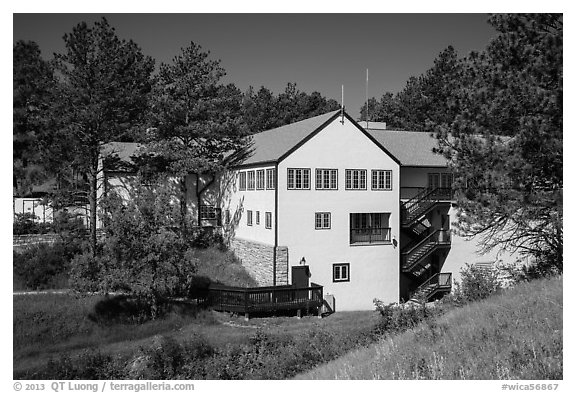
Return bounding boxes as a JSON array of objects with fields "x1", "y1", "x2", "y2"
[{"x1": 350, "y1": 227, "x2": 391, "y2": 245}]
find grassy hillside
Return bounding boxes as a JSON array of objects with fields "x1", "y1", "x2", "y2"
[{"x1": 297, "y1": 276, "x2": 562, "y2": 380}]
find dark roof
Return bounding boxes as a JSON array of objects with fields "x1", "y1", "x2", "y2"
[
  {"x1": 366, "y1": 129, "x2": 448, "y2": 167},
  {"x1": 101, "y1": 114, "x2": 449, "y2": 171},
  {"x1": 241, "y1": 110, "x2": 341, "y2": 166}
]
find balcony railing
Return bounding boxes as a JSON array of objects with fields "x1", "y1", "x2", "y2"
[
  {"x1": 350, "y1": 227, "x2": 391, "y2": 244},
  {"x1": 400, "y1": 187, "x2": 454, "y2": 201}
]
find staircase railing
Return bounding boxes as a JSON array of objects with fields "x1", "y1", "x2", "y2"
[
  {"x1": 401, "y1": 187, "x2": 454, "y2": 225},
  {"x1": 401, "y1": 229, "x2": 451, "y2": 271},
  {"x1": 420, "y1": 272, "x2": 452, "y2": 293},
  {"x1": 410, "y1": 272, "x2": 452, "y2": 302}
]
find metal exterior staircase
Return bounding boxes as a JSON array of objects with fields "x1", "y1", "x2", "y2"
[
  {"x1": 401, "y1": 229, "x2": 451, "y2": 273},
  {"x1": 409, "y1": 272, "x2": 452, "y2": 303},
  {"x1": 401, "y1": 187, "x2": 452, "y2": 227}
]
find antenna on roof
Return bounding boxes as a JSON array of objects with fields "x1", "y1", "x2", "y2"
[
  {"x1": 340, "y1": 85, "x2": 345, "y2": 124},
  {"x1": 365, "y1": 69, "x2": 369, "y2": 129}
]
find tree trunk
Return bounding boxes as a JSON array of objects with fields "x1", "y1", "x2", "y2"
[
  {"x1": 88, "y1": 159, "x2": 98, "y2": 257},
  {"x1": 179, "y1": 176, "x2": 188, "y2": 238}
]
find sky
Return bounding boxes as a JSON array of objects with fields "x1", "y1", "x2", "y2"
[{"x1": 13, "y1": 13, "x2": 497, "y2": 119}]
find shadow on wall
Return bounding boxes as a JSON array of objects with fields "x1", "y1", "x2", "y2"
[{"x1": 217, "y1": 170, "x2": 244, "y2": 246}]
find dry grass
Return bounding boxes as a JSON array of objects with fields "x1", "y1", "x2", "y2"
[{"x1": 296, "y1": 276, "x2": 562, "y2": 380}]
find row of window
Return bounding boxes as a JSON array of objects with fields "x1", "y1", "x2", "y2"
[
  {"x1": 238, "y1": 168, "x2": 393, "y2": 191},
  {"x1": 289, "y1": 168, "x2": 392, "y2": 191},
  {"x1": 246, "y1": 210, "x2": 272, "y2": 229},
  {"x1": 239, "y1": 169, "x2": 276, "y2": 191}
]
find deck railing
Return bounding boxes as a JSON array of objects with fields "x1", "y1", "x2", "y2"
[
  {"x1": 350, "y1": 227, "x2": 391, "y2": 244},
  {"x1": 205, "y1": 283, "x2": 324, "y2": 316}
]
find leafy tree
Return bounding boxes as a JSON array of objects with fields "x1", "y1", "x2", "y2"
[
  {"x1": 147, "y1": 42, "x2": 248, "y2": 234},
  {"x1": 71, "y1": 181, "x2": 197, "y2": 317},
  {"x1": 13, "y1": 40, "x2": 55, "y2": 196},
  {"x1": 242, "y1": 83, "x2": 339, "y2": 133},
  {"x1": 360, "y1": 46, "x2": 461, "y2": 131},
  {"x1": 242, "y1": 86, "x2": 280, "y2": 133},
  {"x1": 435, "y1": 14, "x2": 563, "y2": 272},
  {"x1": 49, "y1": 18, "x2": 154, "y2": 254}
]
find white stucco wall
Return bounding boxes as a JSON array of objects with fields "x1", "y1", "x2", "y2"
[
  {"x1": 442, "y1": 206, "x2": 520, "y2": 284},
  {"x1": 220, "y1": 167, "x2": 276, "y2": 246},
  {"x1": 277, "y1": 116, "x2": 401, "y2": 311}
]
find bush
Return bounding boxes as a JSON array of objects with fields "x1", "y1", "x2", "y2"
[
  {"x1": 458, "y1": 263, "x2": 501, "y2": 302},
  {"x1": 13, "y1": 241, "x2": 83, "y2": 290},
  {"x1": 13, "y1": 212, "x2": 51, "y2": 235},
  {"x1": 36, "y1": 351, "x2": 125, "y2": 379},
  {"x1": 372, "y1": 300, "x2": 433, "y2": 336},
  {"x1": 191, "y1": 227, "x2": 225, "y2": 249},
  {"x1": 128, "y1": 335, "x2": 214, "y2": 379}
]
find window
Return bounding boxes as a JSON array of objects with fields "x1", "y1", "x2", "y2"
[
  {"x1": 256, "y1": 211, "x2": 260, "y2": 225},
  {"x1": 333, "y1": 263, "x2": 350, "y2": 282},
  {"x1": 372, "y1": 170, "x2": 392, "y2": 190},
  {"x1": 265, "y1": 212, "x2": 272, "y2": 229},
  {"x1": 350, "y1": 213, "x2": 391, "y2": 244},
  {"x1": 247, "y1": 210, "x2": 253, "y2": 226},
  {"x1": 247, "y1": 171, "x2": 255, "y2": 190},
  {"x1": 287, "y1": 168, "x2": 310, "y2": 190},
  {"x1": 316, "y1": 169, "x2": 338, "y2": 190},
  {"x1": 256, "y1": 170, "x2": 265, "y2": 190},
  {"x1": 239, "y1": 172, "x2": 247, "y2": 191},
  {"x1": 224, "y1": 209, "x2": 231, "y2": 226},
  {"x1": 429, "y1": 172, "x2": 453, "y2": 199},
  {"x1": 315, "y1": 212, "x2": 331, "y2": 230},
  {"x1": 345, "y1": 169, "x2": 367, "y2": 190},
  {"x1": 200, "y1": 206, "x2": 222, "y2": 226},
  {"x1": 266, "y1": 169, "x2": 276, "y2": 190}
]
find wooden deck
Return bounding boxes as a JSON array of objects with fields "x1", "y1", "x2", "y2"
[{"x1": 196, "y1": 283, "x2": 324, "y2": 319}]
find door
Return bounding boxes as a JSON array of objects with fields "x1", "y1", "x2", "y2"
[{"x1": 291, "y1": 266, "x2": 310, "y2": 288}]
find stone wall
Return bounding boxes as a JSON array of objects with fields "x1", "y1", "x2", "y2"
[
  {"x1": 230, "y1": 238, "x2": 275, "y2": 286},
  {"x1": 275, "y1": 246, "x2": 289, "y2": 285},
  {"x1": 229, "y1": 239, "x2": 291, "y2": 287}
]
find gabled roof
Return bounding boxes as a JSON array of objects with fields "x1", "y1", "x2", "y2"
[
  {"x1": 366, "y1": 129, "x2": 448, "y2": 167},
  {"x1": 241, "y1": 110, "x2": 341, "y2": 166}
]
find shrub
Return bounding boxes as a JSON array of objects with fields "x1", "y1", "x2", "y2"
[
  {"x1": 13, "y1": 212, "x2": 52, "y2": 235},
  {"x1": 128, "y1": 335, "x2": 214, "y2": 379},
  {"x1": 191, "y1": 227, "x2": 225, "y2": 249},
  {"x1": 373, "y1": 300, "x2": 433, "y2": 337},
  {"x1": 458, "y1": 263, "x2": 501, "y2": 302},
  {"x1": 36, "y1": 351, "x2": 124, "y2": 380},
  {"x1": 13, "y1": 241, "x2": 83, "y2": 290}
]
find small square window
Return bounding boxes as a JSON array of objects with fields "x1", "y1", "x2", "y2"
[
  {"x1": 315, "y1": 212, "x2": 331, "y2": 230},
  {"x1": 333, "y1": 263, "x2": 350, "y2": 282}
]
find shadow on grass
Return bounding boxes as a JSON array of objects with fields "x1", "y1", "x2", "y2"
[{"x1": 88, "y1": 295, "x2": 212, "y2": 325}]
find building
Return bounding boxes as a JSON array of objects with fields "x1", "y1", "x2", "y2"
[{"x1": 103, "y1": 109, "x2": 456, "y2": 311}]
